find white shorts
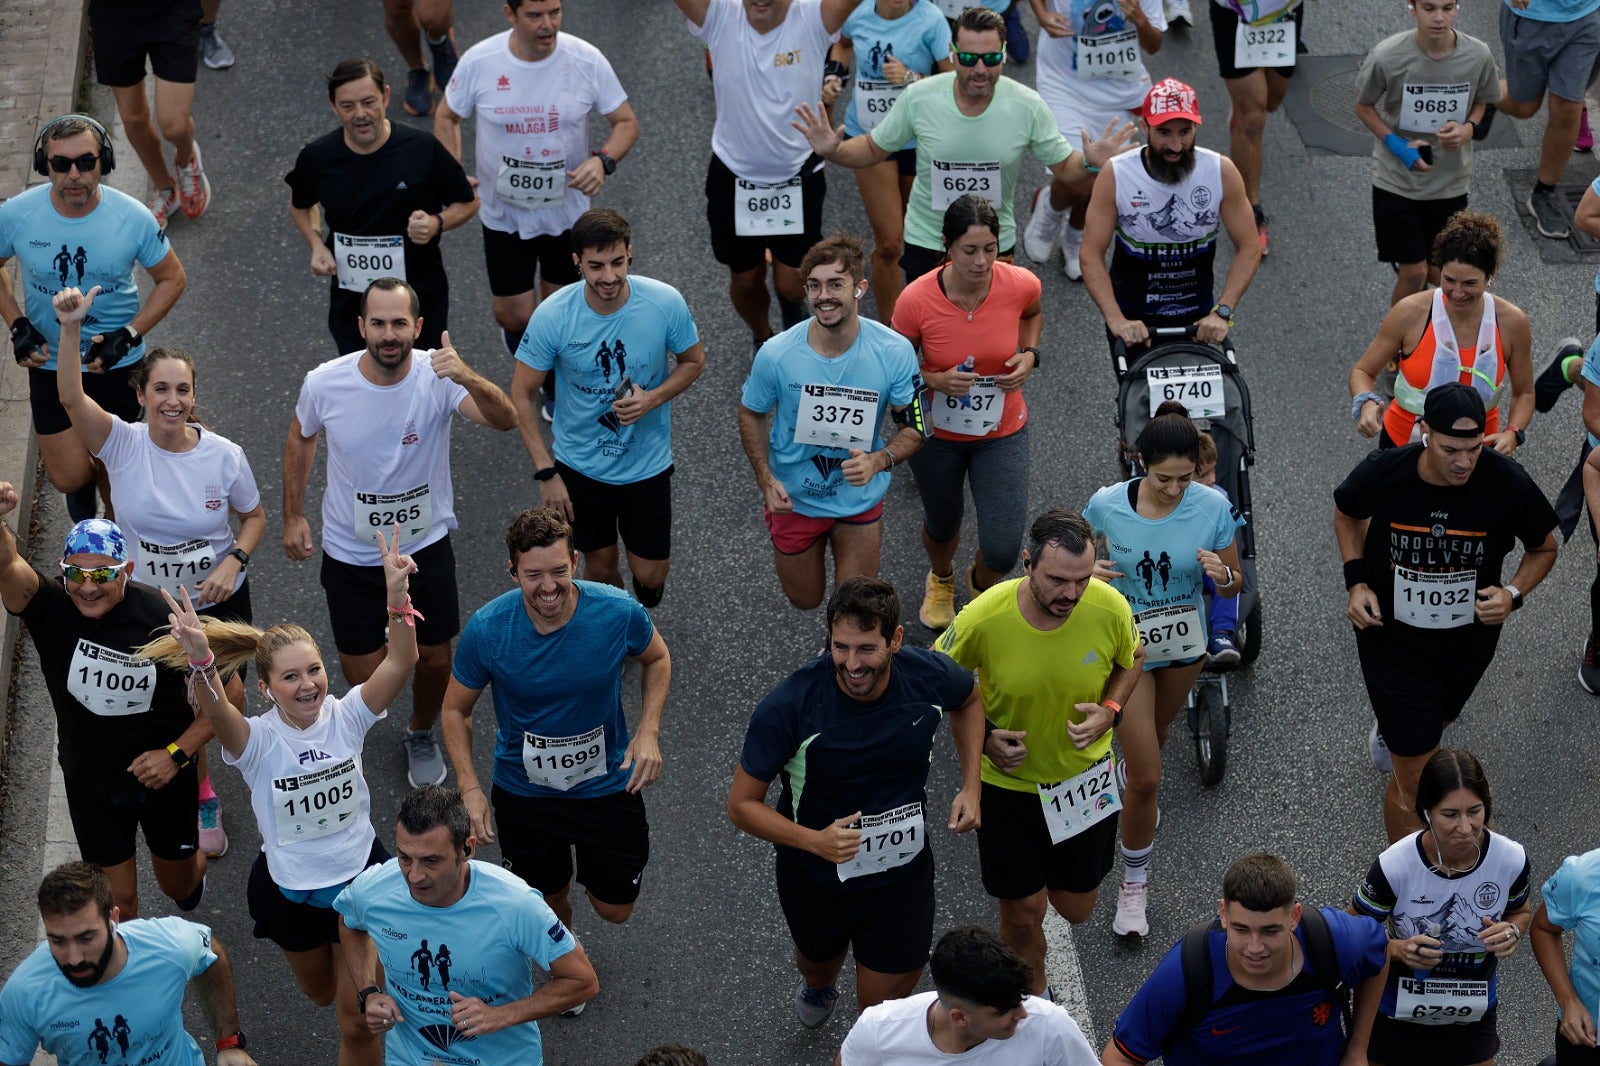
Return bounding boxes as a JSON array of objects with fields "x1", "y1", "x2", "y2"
[{"x1": 1042, "y1": 93, "x2": 1141, "y2": 156}]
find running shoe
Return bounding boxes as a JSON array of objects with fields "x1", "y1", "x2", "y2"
[
  {"x1": 403, "y1": 67, "x2": 434, "y2": 116},
  {"x1": 1207, "y1": 630, "x2": 1241, "y2": 666},
  {"x1": 1112, "y1": 880, "x2": 1149, "y2": 937},
  {"x1": 198, "y1": 796, "x2": 228, "y2": 858},
  {"x1": 199, "y1": 24, "x2": 236, "y2": 70},
  {"x1": 1580, "y1": 108, "x2": 1595, "y2": 153},
  {"x1": 1527, "y1": 186, "x2": 1571, "y2": 240},
  {"x1": 175, "y1": 144, "x2": 211, "y2": 220},
  {"x1": 176, "y1": 874, "x2": 207, "y2": 912},
  {"x1": 541, "y1": 393, "x2": 555, "y2": 423},
  {"x1": 405, "y1": 726, "x2": 448, "y2": 787},
  {"x1": 1021, "y1": 187, "x2": 1062, "y2": 264},
  {"x1": 429, "y1": 31, "x2": 460, "y2": 92},
  {"x1": 1061, "y1": 221, "x2": 1084, "y2": 282},
  {"x1": 1536, "y1": 338, "x2": 1585, "y2": 412},
  {"x1": 1253, "y1": 204, "x2": 1269, "y2": 257},
  {"x1": 794, "y1": 981, "x2": 839, "y2": 1029},
  {"x1": 1004, "y1": 0, "x2": 1030, "y2": 62},
  {"x1": 146, "y1": 185, "x2": 180, "y2": 229},
  {"x1": 964, "y1": 562, "x2": 980, "y2": 601},
  {"x1": 561, "y1": 1000, "x2": 587, "y2": 1018},
  {"x1": 1369, "y1": 721, "x2": 1392, "y2": 774},
  {"x1": 1163, "y1": 0, "x2": 1193, "y2": 24},
  {"x1": 920, "y1": 570, "x2": 956, "y2": 631},
  {"x1": 1582, "y1": 637, "x2": 1600, "y2": 695}
]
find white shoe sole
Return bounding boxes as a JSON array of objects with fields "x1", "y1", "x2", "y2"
[{"x1": 1021, "y1": 188, "x2": 1059, "y2": 263}]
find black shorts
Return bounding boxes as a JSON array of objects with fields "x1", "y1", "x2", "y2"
[
  {"x1": 89, "y1": 0, "x2": 202, "y2": 86},
  {"x1": 481, "y1": 225, "x2": 579, "y2": 298},
  {"x1": 492, "y1": 785, "x2": 650, "y2": 905},
  {"x1": 1372, "y1": 187, "x2": 1469, "y2": 267},
  {"x1": 705, "y1": 153, "x2": 827, "y2": 272},
  {"x1": 1356, "y1": 627, "x2": 1497, "y2": 758},
  {"x1": 775, "y1": 848, "x2": 935, "y2": 975},
  {"x1": 199, "y1": 578, "x2": 253, "y2": 625},
  {"x1": 554, "y1": 462, "x2": 673, "y2": 560},
  {"x1": 29, "y1": 363, "x2": 141, "y2": 436},
  {"x1": 890, "y1": 148, "x2": 917, "y2": 178},
  {"x1": 248, "y1": 838, "x2": 388, "y2": 952},
  {"x1": 328, "y1": 285, "x2": 448, "y2": 357},
  {"x1": 65, "y1": 765, "x2": 198, "y2": 867},
  {"x1": 1370, "y1": 1006, "x2": 1498, "y2": 1066},
  {"x1": 976, "y1": 780, "x2": 1118, "y2": 899},
  {"x1": 1211, "y1": 2, "x2": 1303, "y2": 81},
  {"x1": 319, "y1": 535, "x2": 460, "y2": 655},
  {"x1": 1560, "y1": 1027, "x2": 1600, "y2": 1066},
  {"x1": 901, "y1": 243, "x2": 1016, "y2": 284}
]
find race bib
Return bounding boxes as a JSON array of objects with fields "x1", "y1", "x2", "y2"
[
  {"x1": 794, "y1": 384, "x2": 879, "y2": 448},
  {"x1": 1395, "y1": 977, "x2": 1488, "y2": 1025},
  {"x1": 1038, "y1": 753, "x2": 1121, "y2": 845},
  {"x1": 1398, "y1": 83, "x2": 1470, "y2": 133},
  {"x1": 67, "y1": 640, "x2": 155, "y2": 717},
  {"x1": 734, "y1": 177, "x2": 804, "y2": 237},
  {"x1": 137, "y1": 537, "x2": 214, "y2": 595},
  {"x1": 1136, "y1": 603, "x2": 1205, "y2": 664},
  {"x1": 1393, "y1": 567, "x2": 1475, "y2": 629},
  {"x1": 855, "y1": 78, "x2": 902, "y2": 133},
  {"x1": 836, "y1": 802, "x2": 925, "y2": 881},
  {"x1": 522, "y1": 726, "x2": 607, "y2": 792},
  {"x1": 270, "y1": 758, "x2": 360, "y2": 845},
  {"x1": 929, "y1": 377, "x2": 1002, "y2": 435},
  {"x1": 353, "y1": 485, "x2": 432, "y2": 546},
  {"x1": 1076, "y1": 29, "x2": 1141, "y2": 80},
  {"x1": 1234, "y1": 13, "x2": 1294, "y2": 68},
  {"x1": 495, "y1": 155, "x2": 566, "y2": 207},
  {"x1": 1147, "y1": 364, "x2": 1224, "y2": 419},
  {"x1": 931, "y1": 160, "x2": 1002, "y2": 212},
  {"x1": 333, "y1": 233, "x2": 406, "y2": 293}
]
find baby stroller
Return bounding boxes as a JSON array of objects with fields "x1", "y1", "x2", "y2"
[{"x1": 1112, "y1": 327, "x2": 1260, "y2": 787}]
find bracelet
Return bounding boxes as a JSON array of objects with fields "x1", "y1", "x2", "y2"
[
  {"x1": 433, "y1": 213, "x2": 445, "y2": 237},
  {"x1": 1102, "y1": 699, "x2": 1122, "y2": 714},
  {"x1": 188, "y1": 651, "x2": 215, "y2": 671},
  {"x1": 1219, "y1": 565, "x2": 1235, "y2": 589},
  {"x1": 387, "y1": 596, "x2": 427, "y2": 628},
  {"x1": 882, "y1": 448, "x2": 896, "y2": 469},
  {"x1": 1084, "y1": 163, "x2": 1101, "y2": 174},
  {"x1": 905, "y1": 71, "x2": 921, "y2": 83},
  {"x1": 1343, "y1": 559, "x2": 1366, "y2": 591},
  {"x1": 461, "y1": 785, "x2": 484, "y2": 797}
]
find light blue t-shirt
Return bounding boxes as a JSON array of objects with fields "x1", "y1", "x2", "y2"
[
  {"x1": 516, "y1": 275, "x2": 699, "y2": 485},
  {"x1": 0, "y1": 184, "x2": 169, "y2": 370},
  {"x1": 0, "y1": 917, "x2": 216, "y2": 1066},
  {"x1": 451, "y1": 582, "x2": 655, "y2": 799},
  {"x1": 1543, "y1": 849, "x2": 1600, "y2": 1027},
  {"x1": 1506, "y1": 0, "x2": 1600, "y2": 22},
  {"x1": 1580, "y1": 332, "x2": 1600, "y2": 447},
  {"x1": 740, "y1": 318, "x2": 920, "y2": 519},
  {"x1": 841, "y1": 0, "x2": 951, "y2": 141},
  {"x1": 1084, "y1": 478, "x2": 1243, "y2": 664},
  {"x1": 333, "y1": 859, "x2": 576, "y2": 1066}
]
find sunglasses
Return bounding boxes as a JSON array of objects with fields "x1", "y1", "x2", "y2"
[
  {"x1": 47, "y1": 153, "x2": 100, "y2": 175},
  {"x1": 953, "y1": 50, "x2": 1005, "y2": 67},
  {"x1": 59, "y1": 561, "x2": 123, "y2": 584}
]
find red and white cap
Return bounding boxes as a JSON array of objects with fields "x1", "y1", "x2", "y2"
[{"x1": 1143, "y1": 78, "x2": 1203, "y2": 126}]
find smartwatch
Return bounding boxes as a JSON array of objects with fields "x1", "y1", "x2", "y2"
[
  {"x1": 591, "y1": 150, "x2": 616, "y2": 176},
  {"x1": 1212, "y1": 303, "x2": 1234, "y2": 323},
  {"x1": 1504, "y1": 584, "x2": 1524, "y2": 611},
  {"x1": 167, "y1": 742, "x2": 192, "y2": 770},
  {"x1": 216, "y1": 1033, "x2": 248, "y2": 1052},
  {"x1": 357, "y1": 985, "x2": 383, "y2": 1015},
  {"x1": 226, "y1": 547, "x2": 250, "y2": 569},
  {"x1": 534, "y1": 466, "x2": 558, "y2": 482}
]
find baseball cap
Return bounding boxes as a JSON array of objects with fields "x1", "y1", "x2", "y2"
[
  {"x1": 1420, "y1": 384, "x2": 1487, "y2": 438},
  {"x1": 1143, "y1": 78, "x2": 1202, "y2": 126}
]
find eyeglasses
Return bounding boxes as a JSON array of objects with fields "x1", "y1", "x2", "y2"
[
  {"x1": 47, "y1": 153, "x2": 100, "y2": 175},
  {"x1": 59, "y1": 562, "x2": 122, "y2": 584},
  {"x1": 803, "y1": 278, "x2": 854, "y2": 296},
  {"x1": 953, "y1": 50, "x2": 1005, "y2": 67}
]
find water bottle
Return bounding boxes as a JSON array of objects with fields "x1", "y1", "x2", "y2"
[{"x1": 1412, "y1": 921, "x2": 1444, "y2": 983}]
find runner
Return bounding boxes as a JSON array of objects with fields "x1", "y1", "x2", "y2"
[
  {"x1": 1081, "y1": 78, "x2": 1260, "y2": 354},
  {"x1": 1195, "y1": 431, "x2": 1240, "y2": 663},
  {"x1": 836, "y1": 926, "x2": 1099, "y2": 1063},
  {"x1": 440, "y1": 507, "x2": 668, "y2": 996},
  {"x1": 1531, "y1": 842, "x2": 1600, "y2": 1064},
  {"x1": 199, "y1": 0, "x2": 236, "y2": 70},
  {"x1": 890, "y1": 195, "x2": 1041, "y2": 629},
  {"x1": 511, "y1": 208, "x2": 706, "y2": 605},
  {"x1": 1104, "y1": 852, "x2": 1389, "y2": 1066},
  {"x1": 283, "y1": 277, "x2": 517, "y2": 788},
  {"x1": 729, "y1": 577, "x2": 983, "y2": 1025},
  {"x1": 738, "y1": 235, "x2": 927, "y2": 610},
  {"x1": 138, "y1": 529, "x2": 419, "y2": 1066},
  {"x1": 1353, "y1": 0, "x2": 1500, "y2": 305},
  {"x1": 0, "y1": 862, "x2": 255, "y2": 1066},
  {"x1": 1351, "y1": 748, "x2": 1531, "y2": 1066},
  {"x1": 794, "y1": 6, "x2": 1133, "y2": 282},
  {"x1": 335, "y1": 786, "x2": 601, "y2": 1062},
  {"x1": 1335, "y1": 384, "x2": 1558, "y2": 843},
  {"x1": 935, "y1": 508, "x2": 1143, "y2": 995},
  {"x1": 381, "y1": 0, "x2": 458, "y2": 115},
  {"x1": 287, "y1": 57, "x2": 478, "y2": 355},
  {"x1": 0, "y1": 114, "x2": 186, "y2": 521},
  {"x1": 1021, "y1": 0, "x2": 1165, "y2": 280},
  {"x1": 1349, "y1": 212, "x2": 1533, "y2": 454},
  {"x1": 53, "y1": 285, "x2": 263, "y2": 860}
]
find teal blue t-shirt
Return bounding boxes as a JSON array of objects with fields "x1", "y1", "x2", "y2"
[
  {"x1": 516, "y1": 275, "x2": 699, "y2": 485},
  {"x1": 841, "y1": 0, "x2": 951, "y2": 141},
  {"x1": 1543, "y1": 848, "x2": 1600, "y2": 1027},
  {"x1": 1580, "y1": 332, "x2": 1600, "y2": 447},
  {"x1": 1505, "y1": 0, "x2": 1600, "y2": 22},
  {"x1": 0, "y1": 917, "x2": 216, "y2": 1066},
  {"x1": 333, "y1": 860, "x2": 576, "y2": 1066}
]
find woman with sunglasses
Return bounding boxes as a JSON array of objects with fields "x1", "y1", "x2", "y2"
[{"x1": 53, "y1": 284, "x2": 265, "y2": 861}]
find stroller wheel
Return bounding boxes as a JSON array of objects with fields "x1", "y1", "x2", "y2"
[
  {"x1": 1238, "y1": 600, "x2": 1263, "y2": 666},
  {"x1": 1192, "y1": 682, "x2": 1228, "y2": 787}
]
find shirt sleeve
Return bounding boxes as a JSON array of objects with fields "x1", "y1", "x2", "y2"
[
  {"x1": 888, "y1": 337, "x2": 920, "y2": 406},
  {"x1": 509, "y1": 880, "x2": 578, "y2": 970},
  {"x1": 1542, "y1": 854, "x2": 1586, "y2": 929},
  {"x1": 433, "y1": 137, "x2": 477, "y2": 207},
  {"x1": 224, "y1": 714, "x2": 266, "y2": 773},
  {"x1": 1038, "y1": 1003, "x2": 1100, "y2": 1066},
  {"x1": 1327, "y1": 907, "x2": 1390, "y2": 984},
  {"x1": 1583, "y1": 334, "x2": 1600, "y2": 390},
  {"x1": 442, "y1": 50, "x2": 476, "y2": 118},
  {"x1": 1473, "y1": 47, "x2": 1503, "y2": 106},
  {"x1": 623, "y1": 599, "x2": 655, "y2": 658},
  {"x1": 0, "y1": 199, "x2": 17, "y2": 259},
  {"x1": 740, "y1": 349, "x2": 780, "y2": 415},
  {"x1": 1110, "y1": 593, "x2": 1139, "y2": 669},
  {"x1": 136, "y1": 215, "x2": 173, "y2": 270},
  {"x1": 294, "y1": 374, "x2": 323, "y2": 436},
  {"x1": 1353, "y1": 46, "x2": 1386, "y2": 109},
  {"x1": 665, "y1": 291, "x2": 701, "y2": 355},
  {"x1": 1353, "y1": 856, "x2": 1398, "y2": 921},
  {"x1": 1211, "y1": 493, "x2": 1243, "y2": 550},
  {"x1": 922, "y1": 10, "x2": 952, "y2": 57},
  {"x1": 934, "y1": 607, "x2": 978, "y2": 669},
  {"x1": 332, "y1": 868, "x2": 372, "y2": 930},
  {"x1": 515, "y1": 307, "x2": 559, "y2": 373},
  {"x1": 1083, "y1": 486, "x2": 1110, "y2": 533},
  {"x1": 888, "y1": 283, "x2": 926, "y2": 350},
  {"x1": 686, "y1": 0, "x2": 725, "y2": 40},
  {"x1": 93, "y1": 415, "x2": 140, "y2": 471},
  {"x1": 1027, "y1": 91, "x2": 1073, "y2": 167},
  {"x1": 155, "y1": 917, "x2": 219, "y2": 979},
  {"x1": 1332, "y1": 454, "x2": 1380, "y2": 520},
  {"x1": 1507, "y1": 852, "x2": 1534, "y2": 910},
  {"x1": 590, "y1": 50, "x2": 629, "y2": 116},
  {"x1": 227, "y1": 444, "x2": 263, "y2": 514},
  {"x1": 1508, "y1": 463, "x2": 1558, "y2": 551},
  {"x1": 285, "y1": 145, "x2": 320, "y2": 210},
  {"x1": 837, "y1": 1008, "x2": 881, "y2": 1065},
  {"x1": 339, "y1": 684, "x2": 387, "y2": 737},
  {"x1": 937, "y1": 651, "x2": 975, "y2": 708},
  {"x1": 869, "y1": 85, "x2": 916, "y2": 155},
  {"x1": 0, "y1": 970, "x2": 39, "y2": 1064},
  {"x1": 738, "y1": 689, "x2": 801, "y2": 783},
  {"x1": 1110, "y1": 941, "x2": 1189, "y2": 1064},
  {"x1": 450, "y1": 614, "x2": 491, "y2": 690}
]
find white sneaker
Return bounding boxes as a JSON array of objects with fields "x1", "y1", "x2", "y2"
[
  {"x1": 1021, "y1": 187, "x2": 1064, "y2": 263},
  {"x1": 1164, "y1": 0, "x2": 1193, "y2": 24},
  {"x1": 146, "y1": 185, "x2": 180, "y2": 229},
  {"x1": 1369, "y1": 722, "x2": 1393, "y2": 774},
  {"x1": 1061, "y1": 222, "x2": 1084, "y2": 282},
  {"x1": 1112, "y1": 880, "x2": 1150, "y2": 937}
]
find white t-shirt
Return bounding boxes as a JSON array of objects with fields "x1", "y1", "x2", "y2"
[
  {"x1": 223, "y1": 688, "x2": 384, "y2": 891},
  {"x1": 96, "y1": 419, "x2": 260, "y2": 603},
  {"x1": 840, "y1": 992, "x2": 1099, "y2": 1065},
  {"x1": 293, "y1": 350, "x2": 470, "y2": 567},
  {"x1": 1035, "y1": 0, "x2": 1166, "y2": 114},
  {"x1": 443, "y1": 30, "x2": 628, "y2": 238},
  {"x1": 689, "y1": 0, "x2": 838, "y2": 184}
]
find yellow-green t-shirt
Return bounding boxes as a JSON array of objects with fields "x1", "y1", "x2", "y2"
[{"x1": 936, "y1": 577, "x2": 1138, "y2": 793}]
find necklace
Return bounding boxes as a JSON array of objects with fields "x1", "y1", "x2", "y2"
[{"x1": 941, "y1": 267, "x2": 988, "y2": 321}]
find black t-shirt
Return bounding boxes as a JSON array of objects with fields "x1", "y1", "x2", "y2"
[
  {"x1": 1333, "y1": 445, "x2": 1556, "y2": 646},
  {"x1": 16, "y1": 576, "x2": 194, "y2": 785},
  {"x1": 284, "y1": 124, "x2": 475, "y2": 296}
]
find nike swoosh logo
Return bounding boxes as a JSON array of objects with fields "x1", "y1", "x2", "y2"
[
  {"x1": 912, "y1": 716, "x2": 925, "y2": 725},
  {"x1": 1211, "y1": 1027, "x2": 1242, "y2": 1036}
]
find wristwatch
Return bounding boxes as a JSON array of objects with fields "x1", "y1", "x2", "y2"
[
  {"x1": 227, "y1": 547, "x2": 250, "y2": 569},
  {"x1": 216, "y1": 1032, "x2": 247, "y2": 1052},
  {"x1": 1507, "y1": 423, "x2": 1527, "y2": 446},
  {"x1": 357, "y1": 985, "x2": 383, "y2": 1015},
  {"x1": 1212, "y1": 304, "x2": 1234, "y2": 323},
  {"x1": 1018, "y1": 345, "x2": 1041, "y2": 368},
  {"x1": 591, "y1": 150, "x2": 616, "y2": 176},
  {"x1": 1504, "y1": 584, "x2": 1524, "y2": 611},
  {"x1": 167, "y1": 742, "x2": 192, "y2": 770},
  {"x1": 534, "y1": 466, "x2": 558, "y2": 482}
]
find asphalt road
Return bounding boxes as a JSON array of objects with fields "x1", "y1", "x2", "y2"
[{"x1": 4, "y1": 1, "x2": 1600, "y2": 1064}]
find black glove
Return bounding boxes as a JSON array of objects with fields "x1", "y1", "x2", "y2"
[
  {"x1": 10, "y1": 317, "x2": 46, "y2": 364},
  {"x1": 85, "y1": 325, "x2": 138, "y2": 367}
]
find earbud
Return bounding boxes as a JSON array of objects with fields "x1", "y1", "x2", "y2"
[
  {"x1": 1422, "y1": 810, "x2": 1431, "y2": 825},
  {"x1": 1421, "y1": 432, "x2": 1430, "y2": 447},
  {"x1": 855, "y1": 287, "x2": 866, "y2": 299}
]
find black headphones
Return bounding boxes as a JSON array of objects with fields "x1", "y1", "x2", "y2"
[{"x1": 33, "y1": 114, "x2": 115, "y2": 177}]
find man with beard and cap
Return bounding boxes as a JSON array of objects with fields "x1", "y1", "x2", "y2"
[
  {"x1": 0, "y1": 497, "x2": 210, "y2": 920},
  {"x1": 283, "y1": 277, "x2": 517, "y2": 790},
  {"x1": 935, "y1": 508, "x2": 1142, "y2": 1000},
  {"x1": 729, "y1": 577, "x2": 984, "y2": 1028},
  {"x1": 1335, "y1": 383, "x2": 1558, "y2": 843},
  {"x1": 0, "y1": 862, "x2": 256, "y2": 1066},
  {"x1": 1081, "y1": 77, "x2": 1261, "y2": 360},
  {"x1": 738, "y1": 235, "x2": 928, "y2": 611}
]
